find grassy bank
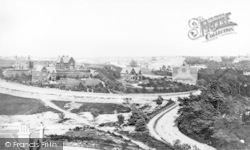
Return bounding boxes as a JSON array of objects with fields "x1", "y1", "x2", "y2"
[{"x1": 0, "y1": 93, "x2": 60, "y2": 115}]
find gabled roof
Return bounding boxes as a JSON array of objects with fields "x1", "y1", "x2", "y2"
[
  {"x1": 121, "y1": 67, "x2": 141, "y2": 74},
  {"x1": 172, "y1": 65, "x2": 198, "y2": 75},
  {"x1": 56, "y1": 56, "x2": 74, "y2": 63},
  {"x1": 46, "y1": 66, "x2": 57, "y2": 73},
  {"x1": 33, "y1": 65, "x2": 47, "y2": 72}
]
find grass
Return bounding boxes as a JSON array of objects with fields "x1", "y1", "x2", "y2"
[
  {"x1": 147, "y1": 100, "x2": 175, "y2": 120},
  {"x1": 51, "y1": 100, "x2": 131, "y2": 114},
  {"x1": 49, "y1": 126, "x2": 142, "y2": 150},
  {"x1": 118, "y1": 131, "x2": 174, "y2": 150},
  {"x1": 0, "y1": 93, "x2": 60, "y2": 115}
]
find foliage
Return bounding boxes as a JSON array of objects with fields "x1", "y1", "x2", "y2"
[
  {"x1": 198, "y1": 68, "x2": 250, "y2": 97},
  {"x1": 117, "y1": 114, "x2": 125, "y2": 125},
  {"x1": 118, "y1": 130, "x2": 174, "y2": 150},
  {"x1": 155, "y1": 96, "x2": 163, "y2": 105},
  {"x1": 129, "y1": 60, "x2": 138, "y2": 67},
  {"x1": 127, "y1": 107, "x2": 148, "y2": 126},
  {"x1": 175, "y1": 78, "x2": 250, "y2": 150},
  {"x1": 90, "y1": 108, "x2": 100, "y2": 119},
  {"x1": 135, "y1": 118, "x2": 147, "y2": 132},
  {"x1": 173, "y1": 140, "x2": 191, "y2": 150}
]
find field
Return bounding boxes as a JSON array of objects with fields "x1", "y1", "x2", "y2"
[
  {"x1": 0, "y1": 93, "x2": 60, "y2": 115},
  {"x1": 52, "y1": 100, "x2": 131, "y2": 114}
]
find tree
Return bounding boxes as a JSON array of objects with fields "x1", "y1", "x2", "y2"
[
  {"x1": 117, "y1": 114, "x2": 125, "y2": 125},
  {"x1": 197, "y1": 79, "x2": 207, "y2": 87},
  {"x1": 129, "y1": 60, "x2": 138, "y2": 67},
  {"x1": 156, "y1": 96, "x2": 163, "y2": 105},
  {"x1": 162, "y1": 65, "x2": 167, "y2": 71},
  {"x1": 173, "y1": 140, "x2": 192, "y2": 150},
  {"x1": 135, "y1": 118, "x2": 147, "y2": 132},
  {"x1": 128, "y1": 108, "x2": 148, "y2": 125},
  {"x1": 90, "y1": 108, "x2": 100, "y2": 122}
]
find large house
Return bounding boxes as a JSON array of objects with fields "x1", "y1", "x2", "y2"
[
  {"x1": 121, "y1": 67, "x2": 143, "y2": 81},
  {"x1": 172, "y1": 62, "x2": 198, "y2": 85},
  {"x1": 46, "y1": 66, "x2": 57, "y2": 81},
  {"x1": 32, "y1": 65, "x2": 49, "y2": 83},
  {"x1": 55, "y1": 55, "x2": 75, "y2": 70},
  {"x1": 14, "y1": 56, "x2": 33, "y2": 70}
]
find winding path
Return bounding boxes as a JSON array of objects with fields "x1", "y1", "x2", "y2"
[
  {"x1": 0, "y1": 79, "x2": 215, "y2": 150},
  {"x1": 148, "y1": 92, "x2": 217, "y2": 150}
]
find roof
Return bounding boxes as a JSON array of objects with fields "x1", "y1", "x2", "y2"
[
  {"x1": 121, "y1": 67, "x2": 141, "y2": 74},
  {"x1": 190, "y1": 67, "x2": 199, "y2": 74},
  {"x1": 33, "y1": 65, "x2": 47, "y2": 72},
  {"x1": 56, "y1": 56, "x2": 74, "y2": 63},
  {"x1": 172, "y1": 64, "x2": 198, "y2": 75},
  {"x1": 46, "y1": 66, "x2": 57, "y2": 73}
]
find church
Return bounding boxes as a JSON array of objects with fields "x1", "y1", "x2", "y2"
[{"x1": 172, "y1": 62, "x2": 198, "y2": 85}]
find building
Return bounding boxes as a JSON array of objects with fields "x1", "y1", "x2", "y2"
[
  {"x1": 46, "y1": 66, "x2": 57, "y2": 81},
  {"x1": 55, "y1": 55, "x2": 75, "y2": 70},
  {"x1": 172, "y1": 62, "x2": 198, "y2": 85},
  {"x1": 56, "y1": 70, "x2": 93, "y2": 79},
  {"x1": 32, "y1": 65, "x2": 49, "y2": 83},
  {"x1": 120, "y1": 67, "x2": 143, "y2": 81},
  {"x1": 14, "y1": 56, "x2": 33, "y2": 70}
]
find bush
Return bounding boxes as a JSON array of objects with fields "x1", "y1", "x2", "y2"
[
  {"x1": 135, "y1": 118, "x2": 147, "y2": 132},
  {"x1": 117, "y1": 114, "x2": 125, "y2": 125}
]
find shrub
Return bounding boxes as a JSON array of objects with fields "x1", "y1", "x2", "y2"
[
  {"x1": 135, "y1": 118, "x2": 147, "y2": 132},
  {"x1": 117, "y1": 114, "x2": 125, "y2": 125}
]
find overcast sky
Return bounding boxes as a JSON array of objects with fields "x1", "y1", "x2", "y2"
[{"x1": 0, "y1": 0, "x2": 249, "y2": 57}]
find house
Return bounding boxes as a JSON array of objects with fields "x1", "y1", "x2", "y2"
[
  {"x1": 14, "y1": 56, "x2": 33, "y2": 70},
  {"x1": 32, "y1": 65, "x2": 49, "y2": 83},
  {"x1": 120, "y1": 67, "x2": 143, "y2": 81},
  {"x1": 55, "y1": 55, "x2": 75, "y2": 70},
  {"x1": 46, "y1": 66, "x2": 57, "y2": 81},
  {"x1": 172, "y1": 62, "x2": 198, "y2": 85}
]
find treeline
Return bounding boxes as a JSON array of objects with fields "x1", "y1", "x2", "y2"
[
  {"x1": 176, "y1": 79, "x2": 250, "y2": 150},
  {"x1": 198, "y1": 68, "x2": 250, "y2": 97}
]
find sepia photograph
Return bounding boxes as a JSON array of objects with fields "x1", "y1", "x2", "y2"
[{"x1": 0, "y1": 0, "x2": 250, "y2": 150}]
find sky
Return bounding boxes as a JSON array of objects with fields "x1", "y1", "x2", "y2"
[{"x1": 0, "y1": 0, "x2": 249, "y2": 57}]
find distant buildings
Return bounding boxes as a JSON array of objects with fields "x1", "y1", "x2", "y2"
[
  {"x1": 121, "y1": 67, "x2": 143, "y2": 81},
  {"x1": 29, "y1": 56, "x2": 99, "y2": 83},
  {"x1": 172, "y1": 62, "x2": 198, "y2": 85},
  {"x1": 14, "y1": 56, "x2": 33, "y2": 70},
  {"x1": 3, "y1": 56, "x2": 33, "y2": 78},
  {"x1": 55, "y1": 55, "x2": 75, "y2": 70},
  {"x1": 32, "y1": 65, "x2": 49, "y2": 83},
  {"x1": 208, "y1": 56, "x2": 222, "y2": 62},
  {"x1": 233, "y1": 55, "x2": 250, "y2": 63}
]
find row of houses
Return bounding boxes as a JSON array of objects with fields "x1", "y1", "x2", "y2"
[
  {"x1": 120, "y1": 62, "x2": 199, "y2": 85},
  {"x1": 5, "y1": 56, "x2": 99, "y2": 83}
]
